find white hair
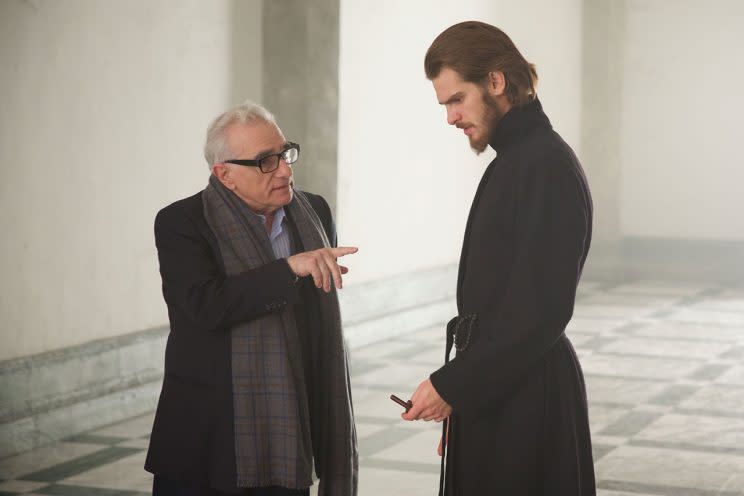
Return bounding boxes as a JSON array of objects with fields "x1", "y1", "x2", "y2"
[{"x1": 203, "y1": 100, "x2": 278, "y2": 170}]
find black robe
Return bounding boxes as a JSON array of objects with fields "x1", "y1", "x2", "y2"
[{"x1": 430, "y1": 99, "x2": 596, "y2": 495}]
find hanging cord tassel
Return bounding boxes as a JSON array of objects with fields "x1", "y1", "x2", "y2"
[
  {"x1": 439, "y1": 417, "x2": 449, "y2": 496},
  {"x1": 439, "y1": 314, "x2": 477, "y2": 495},
  {"x1": 438, "y1": 316, "x2": 458, "y2": 496}
]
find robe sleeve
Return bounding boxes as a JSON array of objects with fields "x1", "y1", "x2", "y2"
[
  {"x1": 154, "y1": 204, "x2": 300, "y2": 333},
  {"x1": 430, "y1": 159, "x2": 589, "y2": 416}
]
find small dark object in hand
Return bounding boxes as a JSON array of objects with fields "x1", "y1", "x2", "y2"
[{"x1": 390, "y1": 394, "x2": 413, "y2": 413}]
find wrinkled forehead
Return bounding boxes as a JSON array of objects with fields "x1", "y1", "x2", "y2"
[{"x1": 226, "y1": 120, "x2": 286, "y2": 159}]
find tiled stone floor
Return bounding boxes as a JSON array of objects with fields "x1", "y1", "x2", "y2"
[{"x1": 1, "y1": 279, "x2": 743, "y2": 495}]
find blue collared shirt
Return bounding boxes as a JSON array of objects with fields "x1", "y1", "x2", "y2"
[{"x1": 255, "y1": 207, "x2": 291, "y2": 259}]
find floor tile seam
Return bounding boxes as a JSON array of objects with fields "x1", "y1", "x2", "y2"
[
  {"x1": 595, "y1": 320, "x2": 660, "y2": 333},
  {"x1": 355, "y1": 456, "x2": 440, "y2": 474},
  {"x1": 646, "y1": 385, "x2": 702, "y2": 406},
  {"x1": 585, "y1": 350, "x2": 711, "y2": 362},
  {"x1": 596, "y1": 333, "x2": 744, "y2": 346},
  {"x1": 581, "y1": 292, "x2": 684, "y2": 300},
  {"x1": 354, "y1": 415, "x2": 397, "y2": 426},
  {"x1": 403, "y1": 360, "x2": 446, "y2": 368},
  {"x1": 687, "y1": 364, "x2": 734, "y2": 381},
  {"x1": 63, "y1": 434, "x2": 131, "y2": 445},
  {"x1": 591, "y1": 443, "x2": 622, "y2": 462},
  {"x1": 626, "y1": 333, "x2": 743, "y2": 344},
  {"x1": 674, "y1": 407, "x2": 744, "y2": 420},
  {"x1": 353, "y1": 358, "x2": 444, "y2": 369},
  {"x1": 584, "y1": 373, "x2": 671, "y2": 384},
  {"x1": 35, "y1": 483, "x2": 150, "y2": 496},
  {"x1": 596, "y1": 478, "x2": 740, "y2": 496},
  {"x1": 672, "y1": 381, "x2": 744, "y2": 391},
  {"x1": 397, "y1": 326, "x2": 451, "y2": 338},
  {"x1": 570, "y1": 314, "x2": 640, "y2": 322},
  {"x1": 578, "y1": 305, "x2": 679, "y2": 314},
  {"x1": 597, "y1": 409, "x2": 664, "y2": 437},
  {"x1": 566, "y1": 330, "x2": 622, "y2": 338},
  {"x1": 719, "y1": 349, "x2": 744, "y2": 360},
  {"x1": 357, "y1": 424, "x2": 421, "y2": 443},
  {"x1": 574, "y1": 314, "x2": 650, "y2": 322},
  {"x1": 370, "y1": 352, "x2": 444, "y2": 365},
  {"x1": 590, "y1": 400, "x2": 645, "y2": 410},
  {"x1": 607, "y1": 284, "x2": 714, "y2": 290},
  {"x1": 343, "y1": 298, "x2": 453, "y2": 328},
  {"x1": 664, "y1": 318, "x2": 744, "y2": 328},
  {"x1": 597, "y1": 400, "x2": 744, "y2": 421},
  {"x1": 0, "y1": 480, "x2": 51, "y2": 493},
  {"x1": 395, "y1": 334, "x2": 450, "y2": 344},
  {"x1": 17, "y1": 446, "x2": 143, "y2": 483},
  {"x1": 627, "y1": 438, "x2": 744, "y2": 457},
  {"x1": 349, "y1": 382, "x2": 419, "y2": 392},
  {"x1": 592, "y1": 434, "x2": 631, "y2": 446},
  {"x1": 383, "y1": 346, "x2": 446, "y2": 361},
  {"x1": 0, "y1": 441, "x2": 108, "y2": 473},
  {"x1": 75, "y1": 413, "x2": 155, "y2": 441},
  {"x1": 684, "y1": 306, "x2": 744, "y2": 316},
  {"x1": 603, "y1": 291, "x2": 703, "y2": 298},
  {"x1": 357, "y1": 425, "x2": 424, "y2": 458},
  {"x1": 356, "y1": 366, "x2": 441, "y2": 378},
  {"x1": 349, "y1": 363, "x2": 389, "y2": 374},
  {"x1": 591, "y1": 350, "x2": 740, "y2": 364},
  {"x1": 580, "y1": 336, "x2": 622, "y2": 350},
  {"x1": 722, "y1": 472, "x2": 744, "y2": 494}
]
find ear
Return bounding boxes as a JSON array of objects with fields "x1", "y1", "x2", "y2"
[
  {"x1": 486, "y1": 71, "x2": 507, "y2": 98},
  {"x1": 212, "y1": 163, "x2": 235, "y2": 190}
]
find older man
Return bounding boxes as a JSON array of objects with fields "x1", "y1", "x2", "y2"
[
  {"x1": 145, "y1": 102, "x2": 358, "y2": 496},
  {"x1": 402, "y1": 22, "x2": 596, "y2": 495}
]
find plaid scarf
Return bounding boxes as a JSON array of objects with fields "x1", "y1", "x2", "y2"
[{"x1": 203, "y1": 175, "x2": 357, "y2": 495}]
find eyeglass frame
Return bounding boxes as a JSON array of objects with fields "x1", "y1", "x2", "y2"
[{"x1": 223, "y1": 141, "x2": 301, "y2": 173}]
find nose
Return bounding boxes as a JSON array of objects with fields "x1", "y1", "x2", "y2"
[
  {"x1": 446, "y1": 107, "x2": 460, "y2": 126},
  {"x1": 275, "y1": 158, "x2": 293, "y2": 177}
]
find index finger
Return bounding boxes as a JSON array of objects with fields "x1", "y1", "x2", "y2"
[{"x1": 330, "y1": 246, "x2": 359, "y2": 257}]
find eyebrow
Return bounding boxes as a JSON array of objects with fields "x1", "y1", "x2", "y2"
[{"x1": 439, "y1": 92, "x2": 465, "y2": 105}]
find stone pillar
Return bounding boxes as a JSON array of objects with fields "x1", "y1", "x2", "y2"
[
  {"x1": 580, "y1": 0, "x2": 626, "y2": 280},
  {"x1": 262, "y1": 0, "x2": 340, "y2": 215}
]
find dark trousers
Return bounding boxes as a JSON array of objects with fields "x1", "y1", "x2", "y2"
[{"x1": 152, "y1": 475, "x2": 310, "y2": 496}]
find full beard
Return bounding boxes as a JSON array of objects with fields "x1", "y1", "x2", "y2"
[{"x1": 470, "y1": 93, "x2": 505, "y2": 155}]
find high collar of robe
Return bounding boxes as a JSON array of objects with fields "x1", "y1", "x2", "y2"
[{"x1": 488, "y1": 97, "x2": 553, "y2": 153}]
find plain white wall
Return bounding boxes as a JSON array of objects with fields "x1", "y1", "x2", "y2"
[
  {"x1": 0, "y1": 0, "x2": 263, "y2": 361},
  {"x1": 336, "y1": 0, "x2": 583, "y2": 283},
  {"x1": 619, "y1": 0, "x2": 744, "y2": 240}
]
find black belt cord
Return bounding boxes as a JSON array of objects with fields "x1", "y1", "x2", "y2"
[{"x1": 439, "y1": 317, "x2": 457, "y2": 496}]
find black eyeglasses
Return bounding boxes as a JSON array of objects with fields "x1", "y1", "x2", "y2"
[{"x1": 224, "y1": 142, "x2": 300, "y2": 173}]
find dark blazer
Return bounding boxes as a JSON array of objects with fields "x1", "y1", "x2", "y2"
[
  {"x1": 430, "y1": 99, "x2": 596, "y2": 494},
  {"x1": 144, "y1": 190, "x2": 335, "y2": 493}
]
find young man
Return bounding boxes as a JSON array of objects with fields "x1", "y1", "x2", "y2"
[
  {"x1": 402, "y1": 21, "x2": 596, "y2": 495},
  {"x1": 146, "y1": 101, "x2": 358, "y2": 496}
]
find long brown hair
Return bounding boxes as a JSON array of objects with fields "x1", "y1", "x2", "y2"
[{"x1": 425, "y1": 21, "x2": 538, "y2": 106}]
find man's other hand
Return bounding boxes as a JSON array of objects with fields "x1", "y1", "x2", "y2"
[
  {"x1": 402, "y1": 378, "x2": 452, "y2": 422},
  {"x1": 287, "y1": 246, "x2": 358, "y2": 292}
]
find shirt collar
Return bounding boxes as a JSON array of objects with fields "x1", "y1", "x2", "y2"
[{"x1": 255, "y1": 207, "x2": 286, "y2": 242}]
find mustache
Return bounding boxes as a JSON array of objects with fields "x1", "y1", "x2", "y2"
[
  {"x1": 456, "y1": 122, "x2": 474, "y2": 129},
  {"x1": 272, "y1": 181, "x2": 292, "y2": 189}
]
